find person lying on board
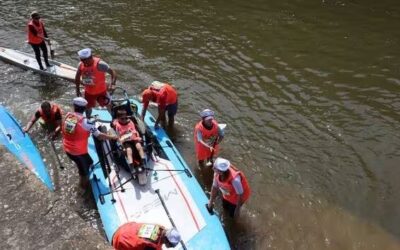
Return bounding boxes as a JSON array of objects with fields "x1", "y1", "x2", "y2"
[
  {"x1": 62, "y1": 97, "x2": 119, "y2": 189},
  {"x1": 112, "y1": 222, "x2": 181, "y2": 250},
  {"x1": 27, "y1": 11, "x2": 51, "y2": 70},
  {"x1": 194, "y1": 109, "x2": 224, "y2": 168},
  {"x1": 207, "y1": 157, "x2": 251, "y2": 220},
  {"x1": 74, "y1": 48, "x2": 117, "y2": 118},
  {"x1": 140, "y1": 81, "x2": 178, "y2": 129},
  {"x1": 111, "y1": 109, "x2": 146, "y2": 174},
  {"x1": 23, "y1": 101, "x2": 62, "y2": 140}
]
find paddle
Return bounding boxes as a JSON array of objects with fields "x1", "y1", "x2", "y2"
[
  {"x1": 50, "y1": 139, "x2": 64, "y2": 169},
  {"x1": 205, "y1": 123, "x2": 227, "y2": 167},
  {"x1": 155, "y1": 189, "x2": 187, "y2": 250},
  {"x1": 48, "y1": 40, "x2": 55, "y2": 59}
]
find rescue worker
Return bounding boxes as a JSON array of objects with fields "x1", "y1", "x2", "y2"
[
  {"x1": 112, "y1": 222, "x2": 181, "y2": 250},
  {"x1": 112, "y1": 109, "x2": 146, "y2": 174},
  {"x1": 194, "y1": 109, "x2": 224, "y2": 167},
  {"x1": 23, "y1": 101, "x2": 62, "y2": 139},
  {"x1": 74, "y1": 48, "x2": 117, "y2": 118},
  {"x1": 62, "y1": 97, "x2": 118, "y2": 189},
  {"x1": 207, "y1": 157, "x2": 251, "y2": 219},
  {"x1": 27, "y1": 11, "x2": 51, "y2": 70},
  {"x1": 141, "y1": 81, "x2": 178, "y2": 128}
]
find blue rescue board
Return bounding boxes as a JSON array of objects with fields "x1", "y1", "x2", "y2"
[{"x1": 0, "y1": 105, "x2": 54, "y2": 191}]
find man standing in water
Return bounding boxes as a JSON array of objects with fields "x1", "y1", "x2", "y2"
[
  {"x1": 74, "y1": 48, "x2": 117, "y2": 118},
  {"x1": 27, "y1": 11, "x2": 51, "y2": 70},
  {"x1": 62, "y1": 97, "x2": 118, "y2": 189},
  {"x1": 141, "y1": 81, "x2": 178, "y2": 129},
  {"x1": 194, "y1": 109, "x2": 224, "y2": 167},
  {"x1": 207, "y1": 157, "x2": 251, "y2": 220}
]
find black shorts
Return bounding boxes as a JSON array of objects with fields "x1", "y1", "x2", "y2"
[
  {"x1": 222, "y1": 199, "x2": 237, "y2": 218},
  {"x1": 66, "y1": 152, "x2": 93, "y2": 176}
]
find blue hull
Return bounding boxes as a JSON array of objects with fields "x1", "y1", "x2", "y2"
[
  {"x1": 0, "y1": 105, "x2": 54, "y2": 191},
  {"x1": 87, "y1": 99, "x2": 230, "y2": 249}
]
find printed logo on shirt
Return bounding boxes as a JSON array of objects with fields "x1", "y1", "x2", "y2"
[
  {"x1": 138, "y1": 224, "x2": 161, "y2": 242},
  {"x1": 82, "y1": 69, "x2": 95, "y2": 85},
  {"x1": 64, "y1": 116, "x2": 78, "y2": 134}
]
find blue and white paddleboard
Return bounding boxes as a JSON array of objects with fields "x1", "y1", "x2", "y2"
[
  {"x1": 0, "y1": 105, "x2": 54, "y2": 191},
  {"x1": 87, "y1": 99, "x2": 230, "y2": 249}
]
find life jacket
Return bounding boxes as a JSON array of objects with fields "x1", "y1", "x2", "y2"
[
  {"x1": 149, "y1": 83, "x2": 177, "y2": 106},
  {"x1": 112, "y1": 119, "x2": 141, "y2": 142},
  {"x1": 38, "y1": 103, "x2": 62, "y2": 126},
  {"x1": 215, "y1": 165, "x2": 251, "y2": 205},
  {"x1": 112, "y1": 222, "x2": 163, "y2": 250},
  {"x1": 78, "y1": 57, "x2": 107, "y2": 95},
  {"x1": 27, "y1": 20, "x2": 44, "y2": 45},
  {"x1": 62, "y1": 112, "x2": 90, "y2": 155},
  {"x1": 194, "y1": 119, "x2": 219, "y2": 161}
]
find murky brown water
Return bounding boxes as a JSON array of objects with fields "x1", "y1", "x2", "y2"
[{"x1": 1, "y1": 0, "x2": 400, "y2": 249}]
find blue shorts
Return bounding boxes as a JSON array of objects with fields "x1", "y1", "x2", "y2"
[{"x1": 165, "y1": 102, "x2": 178, "y2": 117}]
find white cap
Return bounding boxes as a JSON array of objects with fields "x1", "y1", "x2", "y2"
[
  {"x1": 150, "y1": 81, "x2": 164, "y2": 90},
  {"x1": 213, "y1": 157, "x2": 230, "y2": 172},
  {"x1": 73, "y1": 97, "x2": 88, "y2": 107},
  {"x1": 78, "y1": 48, "x2": 92, "y2": 59},
  {"x1": 200, "y1": 109, "x2": 214, "y2": 120},
  {"x1": 165, "y1": 228, "x2": 181, "y2": 247}
]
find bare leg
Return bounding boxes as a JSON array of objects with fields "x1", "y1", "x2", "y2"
[
  {"x1": 126, "y1": 146, "x2": 133, "y2": 165},
  {"x1": 135, "y1": 142, "x2": 145, "y2": 163}
]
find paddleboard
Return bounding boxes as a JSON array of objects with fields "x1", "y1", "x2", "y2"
[
  {"x1": 0, "y1": 105, "x2": 54, "y2": 190},
  {"x1": 0, "y1": 47, "x2": 76, "y2": 81},
  {"x1": 87, "y1": 98, "x2": 230, "y2": 249}
]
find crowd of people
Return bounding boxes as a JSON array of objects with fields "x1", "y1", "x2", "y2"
[{"x1": 25, "y1": 11, "x2": 251, "y2": 250}]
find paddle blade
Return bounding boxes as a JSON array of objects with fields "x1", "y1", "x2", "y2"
[{"x1": 218, "y1": 123, "x2": 227, "y2": 130}]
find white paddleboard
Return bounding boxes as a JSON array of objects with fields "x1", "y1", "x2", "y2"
[{"x1": 0, "y1": 47, "x2": 76, "y2": 81}]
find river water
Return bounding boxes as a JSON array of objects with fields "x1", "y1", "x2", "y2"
[{"x1": 1, "y1": 0, "x2": 400, "y2": 249}]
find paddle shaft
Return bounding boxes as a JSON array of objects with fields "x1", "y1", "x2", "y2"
[
  {"x1": 209, "y1": 135, "x2": 219, "y2": 163},
  {"x1": 50, "y1": 140, "x2": 64, "y2": 169},
  {"x1": 207, "y1": 123, "x2": 227, "y2": 165},
  {"x1": 48, "y1": 40, "x2": 55, "y2": 59},
  {"x1": 155, "y1": 189, "x2": 187, "y2": 250}
]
